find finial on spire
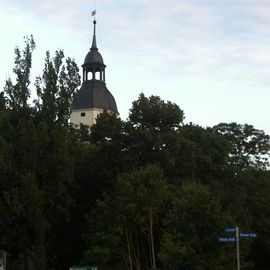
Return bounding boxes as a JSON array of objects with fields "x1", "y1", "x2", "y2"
[{"x1": 91, "y1": 17, "x2": 98, "y2": 50}]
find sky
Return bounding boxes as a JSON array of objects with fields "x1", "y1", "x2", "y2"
[{"x1": 0, "y1": 0, "x2": 270, "y2": 133}]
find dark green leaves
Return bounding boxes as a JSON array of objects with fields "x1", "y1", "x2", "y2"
[
  {"x1": 213, "y1": 123, "x2": 270, "y2": 169},
  {"x1": 160, "y1": 181, "x2": 233, "y2": 270},
  {"x1": 129, "y1": 93, "x2": 184, "y2": 131},
  {"x1": 4, "y1": 35, "x2": 35, "y2": 109},
  {"x1": 35, "y1": 50, "x2": 81, "y2": 125}
]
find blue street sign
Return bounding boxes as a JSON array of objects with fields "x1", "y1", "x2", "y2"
[
  {"x1": 218, "y1": 237, "x2": 236, "y2": 243},
  {"x1": 240, "y1": 232, "x2": 257, "y2": 238},
  {"x1": 225, "y1": 227, "x2": 236, "y2": 233}
]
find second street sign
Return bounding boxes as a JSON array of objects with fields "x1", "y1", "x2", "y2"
[{"x1": 240, "y1": 232, "x2": 257, "y2": 238}]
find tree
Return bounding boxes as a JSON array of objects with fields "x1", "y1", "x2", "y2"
[
  {"x1": 126, "y1": 93, "x2": 195, "y2": 179},
  {"x1": 83, "y1": 165, "x2": 169, "y2": 270},
  {"x1": 212, "y1": 123, "x2": 270, "y2": 170},
  {"x1": 0, "y1": 92, "x2": 6, "y2": 111},
  {"x1": 160, "y1": 181, "x2": 234, "y2": 270},
  {"x1": 0, "y1": 173, "x2": 46, "y2": 269},
  {"x1": 129, "y1": 93, "x2": 184, "y2": 131},
  {"x1": 89, "y1": 111, "x2": 128, "y2": 182},
  {"x1": 237, "y1": 170, "x2": 270, "y2": 270},
  {"x1": 35, "y1": 49, "x2": 80, "y2": 126},
  {"x1": 33, "y1": 49, "x2": 80, "y2": 269},
  {"x1": 4, "y1": 35, "x2": 35, "y2": 110},
  {"x1": 0, "y1": 36, "x2": 81, "y2": 269},
  {"x1": 180, "y1": 123, "x2": 230, "y2": 182},
  {"x1": 0, "y1": 35, "x2": 47, "y2": 269}
]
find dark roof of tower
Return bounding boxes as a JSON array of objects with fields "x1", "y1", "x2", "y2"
[
  {"x1": 84, "y1": 50, "x2": 104, "y2": 65},
  {"x1": 72, "y1": 80, "x2": 118, "y2": 114},
  {"x1": 83, "y1": 20, "x2": 104, "y2": 65}
]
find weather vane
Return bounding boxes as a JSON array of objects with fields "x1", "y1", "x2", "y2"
[{"x1": 92, "y1": 0, "x2": 96, "y2": 19}]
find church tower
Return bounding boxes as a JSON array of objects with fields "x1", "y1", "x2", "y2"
[{"x1": 70, "y1": 19, "x2": 118, "y2": 127}]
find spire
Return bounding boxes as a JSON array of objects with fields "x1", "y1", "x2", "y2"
[
  {"x1": 91, "y1": 20, "x2": 98, "y2": 50},
  {"x1": 83, "y1": 17, "x2": 104, "y2": 66}
]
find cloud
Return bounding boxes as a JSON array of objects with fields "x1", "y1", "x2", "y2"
[
  {"x1": 1, "y1": 0, "x2": 270, "y2": 132},
  {"x1": 0, "y1": 0, "x2": 91, "y2": 30},
  {"x1": 3, "y1": 0, "x2": 270, "y2": 83}
]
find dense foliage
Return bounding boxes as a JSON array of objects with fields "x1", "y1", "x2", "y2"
[{"x1": 0, "y1": 37, "x2": 270, "y2": 270}]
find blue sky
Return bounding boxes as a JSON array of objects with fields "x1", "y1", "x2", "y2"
[{"x1": 1, "y1": 0, "x2": 270, "y2": 133}]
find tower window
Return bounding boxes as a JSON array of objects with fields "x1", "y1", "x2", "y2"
[{"x1": 81, "y1": 112, "x2": 86, "y2": 117}]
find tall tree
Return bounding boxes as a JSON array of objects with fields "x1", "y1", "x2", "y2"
[
  {"x1": 212, "y1": 123, "x2": 270, "y2": 170},
  {"x1": 160, "y1": 181, "x2": 234, "y2": 270},
  {"x1": 0, "y1": 35, "x2": 46, "y2": 269},
  {"x1": 89, "y1": 111, "x2": 128, "y2": 181},
  {"x1": 129, "y1": 93, "x2": 184, "y2": 131},
  {"x1": 83, "y1": 165, "x2": 168, "y2": 270},
  {"x1": 0, "y1": 173, "x2": 46, "y2": 269},
  {"x1": 180, "y1": 123, "x2": 230, "y2": 181},
  {"x1": 33, "y1": 50, "x2": 80, "y2": 269},
  {"x1": 126, "y1": 93, "x2": 195, "y2": 179},
  {"x1": 35, "y1": 49, "x2": 80, "y2": 126},
  {"x1": 238, "y1": 170, "x2": 270, "y2": 270},
  {"x1": 0, "y1": 37, "x2": 81, "y2": 270},
  {"x1": 4, "y1": 35, "x2": 35, "y2": 110}
]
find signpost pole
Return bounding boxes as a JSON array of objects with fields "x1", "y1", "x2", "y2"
[
  {"x1": 219, "y1": 226, "x2": 257, "y2": 269},
  {"x1": 236, "y1": 226, "x2": 240, "y2": 270}
]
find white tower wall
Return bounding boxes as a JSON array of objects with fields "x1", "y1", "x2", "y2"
[{"x1": 70, "y1": 108, "x2": 114, "y2": 128}]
